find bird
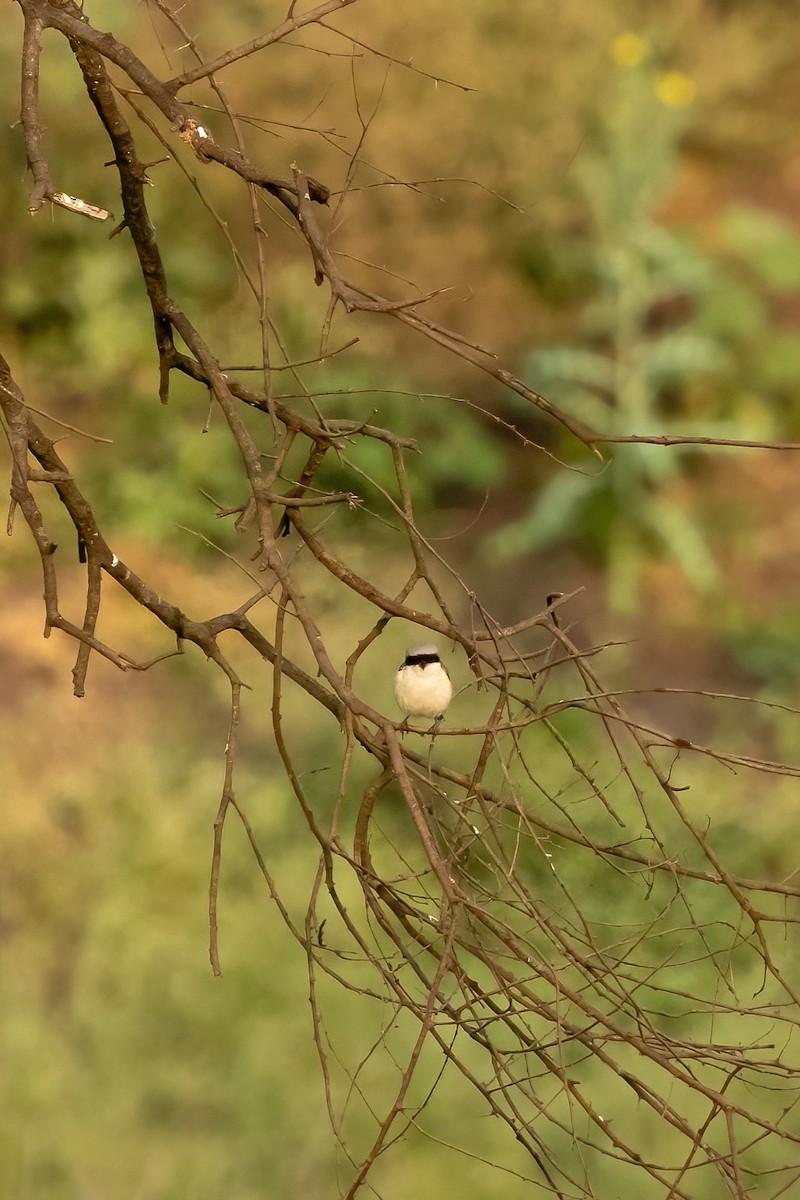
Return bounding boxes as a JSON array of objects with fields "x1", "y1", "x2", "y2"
[{"x1": 394, "y1": 642, "x2": 453, "y2": 733}]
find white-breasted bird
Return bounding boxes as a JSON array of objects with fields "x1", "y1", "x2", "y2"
[{"x1": 394, "y1": 642, "x2": 453, "y2": 732}]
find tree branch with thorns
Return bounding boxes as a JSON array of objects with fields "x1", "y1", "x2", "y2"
[{"x1": 5, "y1": 3, "x2": 800, "y2": 1196}]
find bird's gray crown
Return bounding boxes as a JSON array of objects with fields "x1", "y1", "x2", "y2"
[{"x1": 405, "y1": 642, "x2": 440, "y2": 660}]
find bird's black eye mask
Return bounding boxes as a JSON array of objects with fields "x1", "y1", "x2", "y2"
[{"x1": 404, "y1": 653, "x2": 440, "y2": 668}]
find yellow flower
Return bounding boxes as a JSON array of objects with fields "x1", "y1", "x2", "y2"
[
  {"x1": 656, "y1": 71, "x2": 696, "y2": 108},
  {"x1": 611, "y1": 32, "x2": 648, "y2": 67}
]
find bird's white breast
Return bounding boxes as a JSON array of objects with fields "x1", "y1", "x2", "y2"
[{"x1": 394, "y1": 662, "x2": 453, "y2": 718}]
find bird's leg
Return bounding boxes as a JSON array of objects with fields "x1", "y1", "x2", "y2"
[
  {"x1": 399, "y1": 716, "x2": 409, "y2": 736},
  {"x1": 427, "y1": 715, "x2": 443, "y2": 737}
]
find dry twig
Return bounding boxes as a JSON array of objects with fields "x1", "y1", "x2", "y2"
[{"x1": 5, "y1": 3, "x2": 800, "y2": 1197}]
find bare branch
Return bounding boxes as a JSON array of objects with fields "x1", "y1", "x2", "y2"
[
  {"x1": 163, "y1": 0, "x2": 360, "y2": 93},
  {"x1": 6, "y1": 8, "x2": 800, "y2": 1198}
]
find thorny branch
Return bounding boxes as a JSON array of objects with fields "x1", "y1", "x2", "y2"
[{"x1": 5, "y1": 3, "x2": 800, "y2": 1198}]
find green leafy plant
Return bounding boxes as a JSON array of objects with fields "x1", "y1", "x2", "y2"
[{"x1": 499, "y1": 34, "x2": 800, "y2": 610}]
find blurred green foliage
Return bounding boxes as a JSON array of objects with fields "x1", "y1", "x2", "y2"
[
  {"x1": 5, "y1": 1, "x2": 800, "y2": 1196},
  {"x1": 3, "y1": 2, "x2": 800, "y2": 589},
  {"x1": 498, "y1": 35, "x2": 800, "y2": 608},
  {"x1": 2, "y1": 653, "x2": 798, "y2": 1199}
]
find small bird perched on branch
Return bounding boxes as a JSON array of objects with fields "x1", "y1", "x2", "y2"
[{"x1": 394, "y1": 642, "x2": 453, "y2": 733}]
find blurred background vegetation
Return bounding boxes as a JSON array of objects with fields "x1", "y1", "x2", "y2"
[{"x1": 3, "y1": 1, "x2": 800, "y2": 1196}]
